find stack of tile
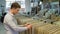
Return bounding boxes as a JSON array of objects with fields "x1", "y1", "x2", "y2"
[
  {"x1": 17, "y1": 19, "x2": 60, "y2": 34},
  {"x1": 51, "y1": 15, "x2": 60, "y2": 21},
  {"x1": 25, "y1": 28, "x2": 32, "y2": 34},
  {"x1": 53, "y1": 30, "x2": 60, "y2": 34},
  {"x1": 19, "y1": 22, "x2": 50, "y2": 34},
  {"x1": 15, "y1": 16, "x2": 60, "y2": 34},
  {"x1": 34, "y1": 24, "x2": 60, "y2": 34},
  {"x1": 19, "y1": 31, "x2": 25, "y2": 34},
  {"x1": 19, "y1": 27, "x2": 32, "y2": 34},
  {"x1": 18, "y1": 19, "x2": 49, "y2": 34},
  {"x1": 53, "y1": 21, "x2": 60, "y2": 27},
  {"x1": 15, "y1": 16, "x2": 33, "y2": 25},
  {"x1": 31, "y1": 23, "x2": 49, "y2": 34},
  {"x1": 18, "y1": 21, "x2": 40, "y2": 34}
]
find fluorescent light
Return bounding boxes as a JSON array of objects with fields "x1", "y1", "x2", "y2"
[{"x1": 39, "y1": 1, "x2": 42, "y2": 5}]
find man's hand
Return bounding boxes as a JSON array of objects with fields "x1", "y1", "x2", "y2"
[
  {"x1": 24, "y1": 23, "x2": 30, "y2": 26},
  {"x1": 27, "y1": 24, "x2": 32, "y2": 29},
  {"x1": 24, "y1": 23, "x2": 32, "y2": 29}
]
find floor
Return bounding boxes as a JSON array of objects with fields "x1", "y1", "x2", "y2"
[{"x1": 0, "y1": 22, "x2": 5, "y2": 34}]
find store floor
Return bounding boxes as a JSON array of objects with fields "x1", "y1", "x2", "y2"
[{"x1": 0, "y1": 22, "x2": 5, "y2": 34}]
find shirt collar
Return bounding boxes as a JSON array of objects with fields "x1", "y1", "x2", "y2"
[{"x1": 8, "y1": 12, "x2": 14, "y2": 17}]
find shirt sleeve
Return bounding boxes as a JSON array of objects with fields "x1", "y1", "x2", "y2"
[{"x1": 4, "y1": 16, "x2": 28, "y2": 32}]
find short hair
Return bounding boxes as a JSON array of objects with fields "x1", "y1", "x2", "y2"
[{"x1": 11, "y1": 2, "x2": 21, "y2": 9}]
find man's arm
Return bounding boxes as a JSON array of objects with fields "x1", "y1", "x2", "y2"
[{"x1": 5, "y1": 16, "x2": 28, "y2": 32}]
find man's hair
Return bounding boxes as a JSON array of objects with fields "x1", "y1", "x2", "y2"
[{"x1": 11, "y1": 2, "x2": 21, "y2": 9}]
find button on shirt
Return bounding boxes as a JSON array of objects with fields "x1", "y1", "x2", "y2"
[{"x1": 4, "y1": 12, "x2": 27, "y2": 34}]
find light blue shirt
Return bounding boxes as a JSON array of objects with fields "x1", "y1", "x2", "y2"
[{"x1": 4, "y1": 12, "x2": 27, "y2": 34}]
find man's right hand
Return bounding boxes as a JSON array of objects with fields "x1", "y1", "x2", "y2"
[
  {"x1": 27, "y1": 24, "x2": 32, "y2": 29},
  {"x1": 25, "y1": 24, "x2": 32, "y2": 29}
]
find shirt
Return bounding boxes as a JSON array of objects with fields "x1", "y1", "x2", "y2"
[{"x1": 4, "y1": 12, "x2": 27, "y2": 34}]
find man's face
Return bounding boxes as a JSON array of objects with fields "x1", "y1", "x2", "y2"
[{"x1": 13, "y1": 8, "x2": 20, "y2": 14}]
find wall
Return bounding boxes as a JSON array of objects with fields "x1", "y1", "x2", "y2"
[
  {"x1": 25, "y1": 0, "x2": 31, "y2": 13},
  {"x1": 0, "y1": 0, "x2": 6, "y2": 16}
]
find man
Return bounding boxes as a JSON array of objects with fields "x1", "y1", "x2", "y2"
[{"x1": 4, "y1": 2, "x2": 32, "y2": 34}]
